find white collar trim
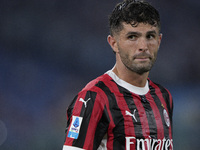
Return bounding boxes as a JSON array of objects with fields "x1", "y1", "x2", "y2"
[{"x1": 106, "y1": 70, "x2": 149, "y2": 95}]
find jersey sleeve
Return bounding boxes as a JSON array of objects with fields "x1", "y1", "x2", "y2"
[{"x1": 63, "y1": 89, "x2": 109, "y2": 150}]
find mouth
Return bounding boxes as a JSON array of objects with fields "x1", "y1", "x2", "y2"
[
  {"x1": 134, "y1": 57, "x2": 151, "y2": 62},
  {"x1": 133, "y1": 54, "x2": 152, "y2": 61}
]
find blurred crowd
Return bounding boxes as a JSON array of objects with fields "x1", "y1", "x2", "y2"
[{"x1": 0, "y1": 0, "x2": 199, "y2": 149}]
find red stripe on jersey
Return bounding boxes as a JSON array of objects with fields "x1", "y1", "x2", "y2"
[
  {"x1": 100, "y1": 76, "x2": 117, "y2": 150},
  {"x1": 102, "y1": 86, "x2": 117, "y2": 150},
  {"x1": 82, "y1": 86, "x2": 112, "y2": 149},
  {"x1": 150, "y1": 81, "x2": 173, "y2": 141},
  {"x1": 82, "y1": 74, "x2": 116, "y2": 149},
  {"x1": 104, "y1": 78, "x2": 136, "y2": 150},
  {"x1": 85, "y1": 80, "x2": 116, "y2": 149},
  {"x1": 146, "y1": 92, "x2": 165, "y2": 139},
  {"x1": 64, "y1": 91, "x2": 87, "y2": 146}
]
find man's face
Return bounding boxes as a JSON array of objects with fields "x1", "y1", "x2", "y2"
[{"x1": 113, "y1": 22, "x2": 162, "y2": 74}]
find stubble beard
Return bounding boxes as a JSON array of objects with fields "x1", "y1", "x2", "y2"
[{"x1": 119, "y1": 51, "x2": 157, "y2": 75}]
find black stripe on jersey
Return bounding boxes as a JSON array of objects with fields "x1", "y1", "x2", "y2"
[
  {"x1": 93, "y1": 105, "x2": 110, "y2": 150},
  {"x1": 67, "y1": 95, "x2": 78, "y2": 119},
  {"x1": 154, "y1": 84, "x2": 171, "y2": 115},
  {"x1": 66, "y1": 95, "x2": 78, "y2": 133},
  {"x1": 140, "y1": 95, "x2": 158, "y2": 139},
  {"x1": 149, "y1": 85, "x2": 169, "y2": 138},
  {"x1": 156, "y1": 84, "x2": 173, "y2": 125},
  {"x1": 96, "y1": 81, "x2": 126, "y2": 150},
  {"x1": 65, "y1": 95, "x2": 78, "y2": 142},
  {"x1": 117, "y1": 85, "x2": 144, "y2": 139},
  {"x1": 72, "y1": 91, "x2": 97, "y2": 147}
]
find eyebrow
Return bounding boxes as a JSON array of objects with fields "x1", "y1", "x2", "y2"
[
  {"x1": 147, "y1": 30, "x2": 157, "y2": 35},
  {"x1": 125, "y1": 32, "x2": 141, "y2": 37},
  {"x1": 125, "y1": 30, "x2": 158, "y2": 36}
]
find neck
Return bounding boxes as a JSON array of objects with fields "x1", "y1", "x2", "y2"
[{"x1": 112, "y1": 64, "x2": 149, "y2": 87}]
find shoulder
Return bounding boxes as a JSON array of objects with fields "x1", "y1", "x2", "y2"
[
  {"x1": 74, "y1": 73, "x2": 113, "y2": 103},
  {"x1": 81, "y1": 73, "x2": 112, "y2": 93},
  {"x1": 149, "y1": 79, "x2": 172, "y2": 96},
  {"x1": 149, "y1": 79, "x2": 173, "y2": 110}
]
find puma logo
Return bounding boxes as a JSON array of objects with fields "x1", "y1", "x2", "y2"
[
  {"x1": 79, "y1": 98, "x2": 91, "y2": 108},
  {"x1": 125, "y1": 110, "x2": 137, "y2": 122}
]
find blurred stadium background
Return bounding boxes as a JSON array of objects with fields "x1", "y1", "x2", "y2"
[{"x1": 0, "y1": 0, "x2": 199, "y2": 149}]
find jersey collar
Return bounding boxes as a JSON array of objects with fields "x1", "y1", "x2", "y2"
[{"x1": 106, "y1": 70, "x2": 149, "y2": 95}]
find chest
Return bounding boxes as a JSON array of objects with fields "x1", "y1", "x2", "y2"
[{"x1": 108, "y1": 93, "x2": 170, "y2": 139}]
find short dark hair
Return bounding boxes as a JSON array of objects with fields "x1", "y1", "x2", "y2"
[{"x1": 109, "y1": 0, "x2": 161, "y2": 36}]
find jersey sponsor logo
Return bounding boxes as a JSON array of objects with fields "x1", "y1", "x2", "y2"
[
  {"x1": 67, "y1": 116, "x2": 83, "y2": 139},
  {"x1": 79, "y1": 98, "x2": 91, "y2": 108},
  {"x1": 163, "y1": 109, "x2": 170, "y2": 127},
  {"x1": 126, "y1": 137, "x2": 173, "y2": 150},
  {"x1": 125, "y1": 110, "x2": 137, "y2": 122}
]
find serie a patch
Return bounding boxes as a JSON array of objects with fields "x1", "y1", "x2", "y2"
[{"x1": 67, "y1": 116, "x2": 83, "y2": 139}]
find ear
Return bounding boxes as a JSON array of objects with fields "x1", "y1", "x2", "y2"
[
  {"x1": 158, "y1": 33, "x2": 163, "y2": 48},
  {"x1": 107, "y1": 35, "x2": 119, "y2": 53}
]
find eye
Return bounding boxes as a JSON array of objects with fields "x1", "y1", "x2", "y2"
[
  {"x1": 127, "y1": 34, "x2": 137, "y2": 40},
  {"x1": 146, "y1": 34, "x2": 156, "y2": 40}
]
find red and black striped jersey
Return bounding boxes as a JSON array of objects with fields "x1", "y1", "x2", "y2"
[{"x1": 63, "y1": 70, "x2": 173, "y2": 150}]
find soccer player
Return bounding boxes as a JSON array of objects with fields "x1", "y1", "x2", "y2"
[{"x1": 62, "y1": 0, "x2": 173, "y2": 149}]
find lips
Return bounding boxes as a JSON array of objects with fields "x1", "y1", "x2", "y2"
[
  {"x1": 134, "y1": 57, "x2": 150, "y2": 62},
  {"x1": 134, "y1": 56, "x2": 151, "y2": 61},
  {"x1": 135, "y1": 57, "x2": 149, "y2": 59},
  {"x1": 133, "y1": 53, "x2": 152, "y2": 60}
]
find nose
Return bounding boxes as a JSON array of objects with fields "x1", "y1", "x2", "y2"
[{"x1": 138, "y1": 38, "x2": 148, "y2": 51}]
